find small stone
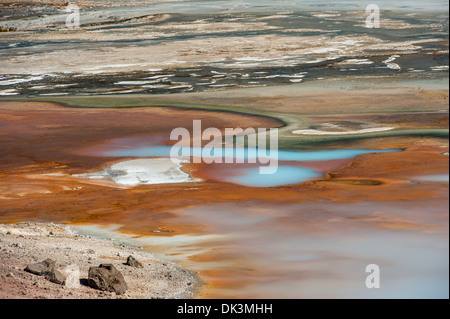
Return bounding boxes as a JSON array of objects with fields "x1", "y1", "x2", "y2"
[
  {"x1": 6, "y1": 272, "x2": 14, "y2": 278},
  {"x1": 125, "y1": 255, "x2": 144, "y2": 268}
]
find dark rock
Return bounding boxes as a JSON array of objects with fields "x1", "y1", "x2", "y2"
[
  {"x1": 24, "y1": 259, "x2": 55, "y2": 276},
  {"x1": 125, "y1": 255, "x2": 144, "y2": 268},
  {"x1": 87, "y1": 264, "x2": 128, "y2": 295},
  {"x1": 46, "y1": 269, "x2": 66, "y2": 285}
]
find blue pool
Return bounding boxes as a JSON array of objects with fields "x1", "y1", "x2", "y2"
[{"x1": 104, "y1": 145, "x2": 402, "y2": 187}]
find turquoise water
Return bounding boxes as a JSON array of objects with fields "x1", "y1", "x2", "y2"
[
  {"x1": 107, "y1": 146, "x2": 401, "y2": 162},
  {"x1": 105, "y1": 146, "x2": 402, "y2": 187},
  {"x1": 224, "y1": 166, "x2": 322, "y2": 187}
]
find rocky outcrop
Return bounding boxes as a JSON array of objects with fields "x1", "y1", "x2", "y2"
[{"x1": 87, "y1": 264, "x2": 128, "y2": 295}]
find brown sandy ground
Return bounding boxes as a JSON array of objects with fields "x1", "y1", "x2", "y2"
[{"x1": 0, "y1": 222, "x2": 199, "y2": 299}]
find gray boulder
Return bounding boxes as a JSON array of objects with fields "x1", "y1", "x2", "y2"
[
  {"x1": 87, "y1": 264, "x2": 128, "y2": 295},
  {"x1": 46, "y1": 269, "x2": 66, "y2": 285},
  {"x1": 24, "y1": 259, "x2": 55, "y2": 276},
  {"x1": 125, "y1": 255, "x2": 144, "y2": 268}
]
